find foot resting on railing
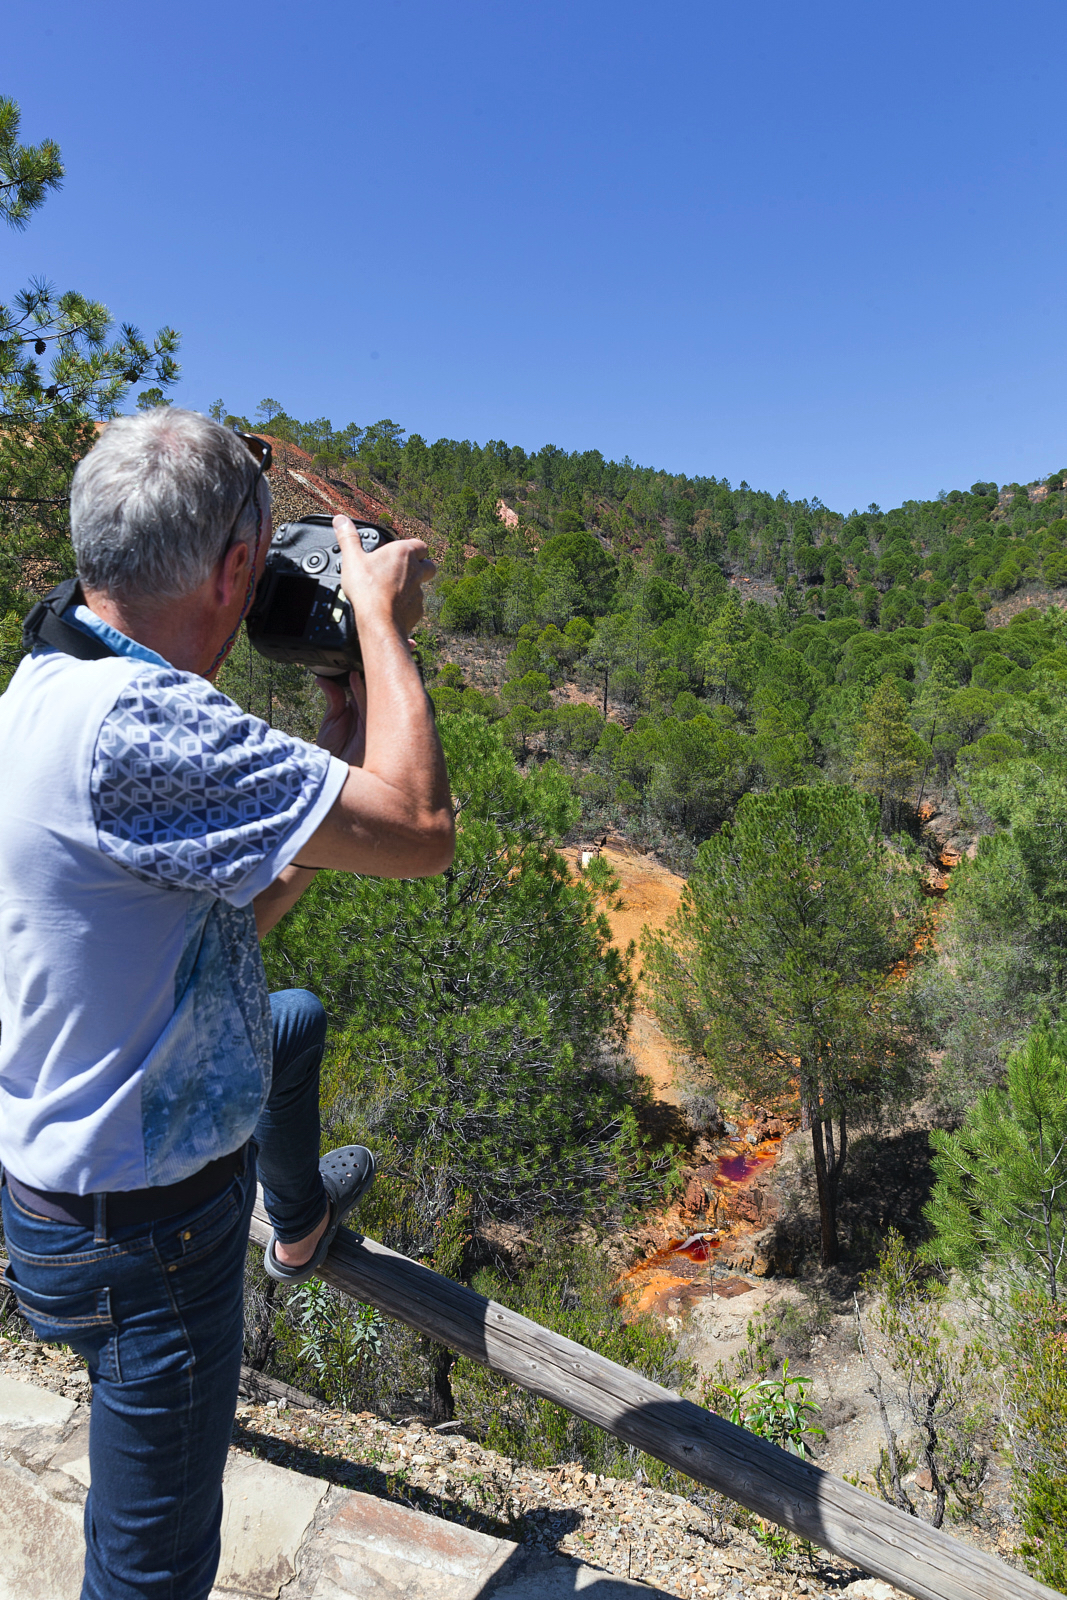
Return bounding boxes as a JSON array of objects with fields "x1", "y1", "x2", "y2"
[{"x1": 263, "y1": 1145, "x2": 376, "y2": 1285}]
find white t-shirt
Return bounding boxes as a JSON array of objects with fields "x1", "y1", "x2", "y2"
[{"x1": 0, "y1": 617, "x2": 347, "y2": 1194}]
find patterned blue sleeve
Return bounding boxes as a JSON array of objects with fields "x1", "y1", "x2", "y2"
[{"x1": 92, "y1": 667, "x2": 339, "y2": 902}]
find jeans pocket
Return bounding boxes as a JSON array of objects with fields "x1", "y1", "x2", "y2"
[
  {"x1": 3, "y1": 1265, "x2": 120, "y2": 1379},
  {"x1": 159, "y1": 1179, "x2": 245, "y2": 1270}
]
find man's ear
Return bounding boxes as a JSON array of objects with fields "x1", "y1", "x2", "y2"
[{"x1": 217, "y1": 538, "x2": 252, "y2": 609}]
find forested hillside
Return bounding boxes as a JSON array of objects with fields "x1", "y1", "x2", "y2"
[
  {"x1": 228, "y1": 405, "x2": 1067, "y2": 855},
  {"x1": 203, "y1": 405, "x2": 1067, "y2": 1123}
]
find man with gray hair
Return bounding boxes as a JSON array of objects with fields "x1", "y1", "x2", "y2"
[{"x1": 0, "y1": 408, "x2": 454, "y2": 1599}]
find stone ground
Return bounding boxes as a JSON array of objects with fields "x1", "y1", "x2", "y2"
[{"x1": 0, "y1": 1334, "x2": 907, "y2": 1600}]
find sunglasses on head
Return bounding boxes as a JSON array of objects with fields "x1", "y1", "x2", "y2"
[
  {"x1": 233, "y1": 431, "x2": 273, "y2": 473},
  {"x1": 205, "y1": 430, "x2": 273, "y2": 678},
  {"x1": 222, "y1": 429, "x2": 273, "y2": 554}
]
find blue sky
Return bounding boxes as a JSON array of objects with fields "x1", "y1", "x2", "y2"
[{"x1": 9, "y1": 1, "x2": 1067, "y2": 512}]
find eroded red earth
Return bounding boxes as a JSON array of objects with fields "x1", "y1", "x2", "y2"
[{"x1": 617, "y1": 1123, "x2": 788, "y2": 1322}]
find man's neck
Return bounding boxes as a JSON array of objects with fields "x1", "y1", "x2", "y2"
[
  {"x1": 79, "y1": 528, "x2": 262, "y2": 679},
  {"x1": 81, "y1": 587, "x2": 219, "y2": 676}
]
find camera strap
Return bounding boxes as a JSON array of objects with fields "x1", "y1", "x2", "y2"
[{"x1": 21, "y1": 578, "x2": 117, "y2": 663}]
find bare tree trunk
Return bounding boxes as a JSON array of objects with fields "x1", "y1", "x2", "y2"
[
  {"x1": 855, "y1": 1295, "x2": 916, "y2": 1518},
  {"x1": 245, "y1": 1276, "x2": 279, "y2": 1373},
  {"x1": 920, "y1": 1386, "x2": 948, "y2": 1529},
  {"x1": 807, "y1": 1093, "x2": 839, "y2": 1267},
  {"x1": 423, "y1": 1338, "x2": 455, "y2": 1423},
  {"x1": 829, "y1": 1109, "x2": 848, "y2": 1225}
]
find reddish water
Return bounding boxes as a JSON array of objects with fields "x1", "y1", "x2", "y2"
[
  {"x1": 620, "y1": 1231, "x2": 720, "y2": 1282},
  {"x1": 618, "y1": 1134, "x2": 782, "y2": 1304},
  {"x1": 714, "y1": 1150, "x2": 776, "y2": 1186},
  {"x1": 671, "y1": 1236, "x2": 718, "y2": 1262}
]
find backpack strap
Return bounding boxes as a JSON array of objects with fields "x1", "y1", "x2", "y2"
[{"x1": 21, "y1": 579, "x2": 116, "y2": 662}]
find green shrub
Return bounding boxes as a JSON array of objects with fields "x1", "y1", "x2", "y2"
[
  {"x1": 283, "y1": 1281, "x2": 383, "y2": 1412},
  {"x1": 704, "y1": 1360, "x2": 825, "y2": 1460},
  {"x1": 450, "y1": 1227, "x2": 693, "y2": 1488},
  {"x1": 1005, "y1": 1294, "x2": 1067, "y2": 1590}
]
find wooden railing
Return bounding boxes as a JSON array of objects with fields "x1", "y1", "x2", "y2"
[{"x1": 247, "y1": 1195, "x2": 1058, "y2": 1600}]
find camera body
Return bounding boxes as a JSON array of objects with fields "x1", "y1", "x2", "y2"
[{"x1": 246, "y1": 513, "x2": 396, "y2": 676}]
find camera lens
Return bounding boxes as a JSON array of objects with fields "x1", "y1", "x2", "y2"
[{"x1": 301, "y1": 550, "x2": 330, "y2": 574}]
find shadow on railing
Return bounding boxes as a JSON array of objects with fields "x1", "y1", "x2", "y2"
[{"x1": 246, "y1": 1191, "x2": 1055, "y2": 1600}]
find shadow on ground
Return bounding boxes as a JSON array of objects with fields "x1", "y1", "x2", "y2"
[{"x1": 763, "y1": 1125, "x2": 938, "y2": 1300}]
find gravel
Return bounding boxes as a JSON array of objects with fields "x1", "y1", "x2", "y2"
[{"x1": 0, "y1": 1335, "x2": 903, "y2": 1600}]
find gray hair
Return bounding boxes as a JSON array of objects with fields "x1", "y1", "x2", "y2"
[{"x1": 70, "y1": 408, "x2": 269, "y2": 601}]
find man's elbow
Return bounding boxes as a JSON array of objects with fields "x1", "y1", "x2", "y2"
[{"x1": 410, "y1": 809, "x2": 456, "y2": 876}]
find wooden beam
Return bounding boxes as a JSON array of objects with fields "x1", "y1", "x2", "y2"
[
  {"x1": 238, "y1": 1364, "x2": 326, "y2": 1412},
  {"x1": 249, "y1": 1197, "x2": 1055, "y2": 1600}
]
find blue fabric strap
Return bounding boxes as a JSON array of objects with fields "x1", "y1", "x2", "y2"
[{"x1": 65, "y1": 605, "x2": 171, "y2": 669}]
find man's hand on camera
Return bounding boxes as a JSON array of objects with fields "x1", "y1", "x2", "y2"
[
  {"x1": 312, "y1": 517, "x2": 436, "y2": 766},
  {"x1": 300, "y1": 513, "x2": 453, "y2": 881},
  {"x1": 333, "y1": 514, "x2": 435, "y2": 641},
  {"x1": 314, "y1": 670, "x2": 368, "y2": 766}
]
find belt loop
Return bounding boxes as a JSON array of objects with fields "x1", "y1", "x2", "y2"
[{"x1": 93, "y1": 1193, "x2": 108, "y2": 1245}]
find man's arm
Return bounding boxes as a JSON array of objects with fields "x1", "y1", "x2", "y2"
[
  {"x1": 254, "y1": 864, "x2": 319, "y2": 939},
  {"x1": 276, "y1": 517, "x2": 454, "y2": 880}
]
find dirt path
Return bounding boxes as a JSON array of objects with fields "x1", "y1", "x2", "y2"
[{"x1": 577, "y1": 841, "x2": 687, "y2": 1105}]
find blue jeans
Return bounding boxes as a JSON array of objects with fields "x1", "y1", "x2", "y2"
[{"x1": 1, "y1": 988, "x2": 329, "y2": 1600}]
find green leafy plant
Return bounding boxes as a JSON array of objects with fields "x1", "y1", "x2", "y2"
[
  {"x1": 750, "y1": 1519, "x2": 796, "y2": 1562},
  {"x1": 288, "y1": 1280, "x2": 382, "y2": 1412},
  {"x1": 705, "y1": 1359, "x2": 825, "y2": 1460}
]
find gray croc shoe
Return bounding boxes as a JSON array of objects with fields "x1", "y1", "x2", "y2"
[{"x1": 263, "y1": 1144, "x2": 375, "y2": 1285}]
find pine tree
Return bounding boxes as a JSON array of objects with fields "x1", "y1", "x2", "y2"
[
  {"x1": 0, "y1": 96, "x2": 63, "y2": 229},
  {"x1": 259, "y1": 714, "x2": 662, "y2": 1238},
  {"x1": 0, "y1": 96, "x2": 180, "y2": 615},
  {"x1": 910, "y1": 656, "x2": 959, "y2": 802},
  {"x1": 696, "y1": 591, "x2": 744, "y2": 701},
  {"x1": 923, "y1": 1020, "x2": 1067, "y2": 1301},
  {"x1": 581, "y1": 612, "x2": 636, "y2": 717},
  {"x1": 852, "y1": 676, "x2": 924, "y2": 826},
  {"x1": 643, "y1": 786, "x2": 929, "y2": 1266}
]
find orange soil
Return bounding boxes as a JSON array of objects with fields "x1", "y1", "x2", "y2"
[
  {"x1": 574, "y1": 843, "x2": 687, "y2": 1104},
  {"x1": 577, "y1": 843, "x2": 798, "y2": 1322}
]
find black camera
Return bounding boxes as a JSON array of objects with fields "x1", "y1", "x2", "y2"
[{"x1": 246, "y1": 513, "x2": 396, "y2": 677}]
